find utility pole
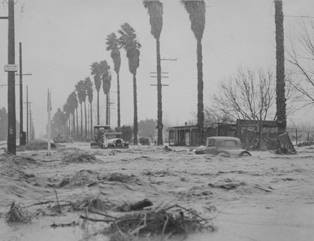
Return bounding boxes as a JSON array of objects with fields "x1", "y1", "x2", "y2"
[
  {"x1": 274, "y1": 0, "x2": 286, "y2": 134},
  {"x1": 7, "y1": 0, "x2": 16, "y2": 154},
  {"x1": 26, "y1": 85, "x2": 29, "y2": 143},
  {"x1": 18, "y1": 42, "x2": 25, "y2": 145}
]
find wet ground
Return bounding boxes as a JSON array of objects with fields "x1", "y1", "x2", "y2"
[{"x1": 0, "y1": 143, "x2": 314, "y2": 241}]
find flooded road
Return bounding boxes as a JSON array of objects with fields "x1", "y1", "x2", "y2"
[{"x1": 1, "y1": 144, "x2": 314, "y2": 241}]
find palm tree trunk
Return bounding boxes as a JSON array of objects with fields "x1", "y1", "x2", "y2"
[
  {"x1": 84, "y1": 101, "x2": 87, "y2": 139},
  {"x1": 106, "y1": 93, "x2": 110, "y2": 126},
  {"x1": 156, "y1": 38, "x2": 163, "y2": 146},
  {"x1": 80, "y1": 103, "x2": 83, "y2": 138},
  {"x1": 116, "y1": 72, "x2": 121, "y2": 128},
  {"x1": 133, "y1": 74, "x2": 138, "y2": 145},
  {"x1": 72, "y1": 112, "x2": 75, "y2": 138},
  {"x1": 97, "y1": 90, "x2": 100, "y2": 125},
  {"x1": 68, "y1": 118, "x2": 71, "y2": 137},
  {"x1": 90, "y1": 102, "x2": 93, "y2": 139},
  {"x1": 75, "y1": 108, "x2": 78, "y2": 139},
  {"x1": 275, "y1": 0, "x2": 286, "y2": 134},
  {"x1": 197, "y1": 39, "x2": 204, "y2": 145}
]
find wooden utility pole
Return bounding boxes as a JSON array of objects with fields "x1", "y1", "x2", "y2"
[
  {"x1": 156, "y1": 39, "x2": 163, "y2": 145},
  {"x1": 18, "y1": 42, "x2": 25, "y2": 145},
  {"x1": 26, "y1": 85, "x2": 29, "y2": 143},
  {"x1": 7, "y1": 0, "x2": 16, "y2": 154},
  {"x1": 275, "y1": 0, "x2": 286, "y2": 134}
]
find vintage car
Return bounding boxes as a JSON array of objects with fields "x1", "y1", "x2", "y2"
[
  {"x1": 195, "y1": 136, "x2": 251, "y2": 157},
  {"x1": 91, "y1": 125, "x2": 129, "y2": 149}
]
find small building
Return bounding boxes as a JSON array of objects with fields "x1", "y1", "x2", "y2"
[
  {"x1": 168, "y1": 125, "x2": 217, "y2": 146},
  {"x1": 168, "y1": 119, "x2": 278, "y2": 149}
]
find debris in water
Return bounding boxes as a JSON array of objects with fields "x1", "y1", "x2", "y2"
[
  {"x1": 116, "y1": 199, "x2": 153, "y2": 212},
  {"x1": 208, "y1": 179, "x2": 246, "y2": 190},
  {"x1": 81, "y1": 203, "x2": 215, "y2": 240},
  {"x1": 63, "y1": 152, "x2": 97, "y2": 163},
  {"x1": 5, "y1": 202, "x2": 31, "y2": 223}
]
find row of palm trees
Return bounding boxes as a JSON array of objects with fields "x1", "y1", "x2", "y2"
[
  {"x1": 57, "y1": 0, "x2": 206, "y2": 145},
  {"x1": 59, "y1": 22, "x2": 142, "y2": 142}
]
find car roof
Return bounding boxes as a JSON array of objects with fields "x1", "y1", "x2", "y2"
[{"x1": 207, "y1": 136, "x2": 240, "y2": 141}]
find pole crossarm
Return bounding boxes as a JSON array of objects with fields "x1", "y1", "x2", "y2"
[
  {"x1": 0, "y1": 16, "x2": 8, "y2": 19},
  {"x1": 16, "y1": 73, "x2": 32, "y2": 76}
]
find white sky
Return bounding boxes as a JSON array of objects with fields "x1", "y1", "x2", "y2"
[{"x1": 0, "y1": 0, "x2": 314, "y2": 136}]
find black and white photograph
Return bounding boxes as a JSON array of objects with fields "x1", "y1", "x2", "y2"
[{"x1": 0, "y1": 0, "x2": 314, "y2": 240}]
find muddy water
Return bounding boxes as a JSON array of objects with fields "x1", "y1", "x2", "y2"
[
  {"x1": 1, "y1": 204, "x2": 314, "y2": 241},
  {"x1": 0, "y1": 214, "x2": 109, "y2": 241}
]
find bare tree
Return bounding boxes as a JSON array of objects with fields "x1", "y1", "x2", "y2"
[
  {"x1": 214, "y1": 69, "x2": 275, "y2": 148},
  {"x1": 288, "y1": 20, "x2": 314, "y2": 107},
  {"x1": 214, "y1": 69, "x2": 275, "y2": 122}
]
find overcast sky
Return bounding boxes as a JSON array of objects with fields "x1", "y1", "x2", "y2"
[{"x1": 0, "y1": 0, "x2": 314, "y2": 137}]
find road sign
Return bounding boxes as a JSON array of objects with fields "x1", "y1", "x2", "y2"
[{"x1": 4, "y1": 64, "x2": 18, "y2": 72}]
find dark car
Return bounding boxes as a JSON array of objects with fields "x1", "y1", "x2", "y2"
[{"x1": 195, "y1": 136, "x2": 251, "y2": 157}]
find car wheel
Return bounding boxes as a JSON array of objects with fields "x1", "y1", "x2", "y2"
[{"x1": 239, "y1": 151, "x2": 252, "y2": 157}]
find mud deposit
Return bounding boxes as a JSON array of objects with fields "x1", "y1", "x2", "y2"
[{"x1": 1, "y1": 144, "x2": 314, "y2": 241}]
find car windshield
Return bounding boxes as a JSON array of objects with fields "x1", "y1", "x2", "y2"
[{"x1": 218, "y1": 140, "x2": 241, "y2": 148}]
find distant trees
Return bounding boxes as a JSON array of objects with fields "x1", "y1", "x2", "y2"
[
  {"x1": 119, "y1": 23, "x2": 141, "y2": 145},
  {"x1": 182, "y1": 0, "x2": 206, "y2": 144},
  {"x1": 51, "y1": 108, "x2": 67, "y2": 138},
  {"x1": 138, "y1": 119, "x2": 157, "y2": 141}
]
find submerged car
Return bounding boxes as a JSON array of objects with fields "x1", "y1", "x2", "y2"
[
  {"x1": 91, "y1": 125, "x2": 129, "y2": 149},
  {"x1": 195, "y1": 136, "x2": 251, "y2": 157}
]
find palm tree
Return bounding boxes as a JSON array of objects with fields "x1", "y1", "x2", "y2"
[
  {"x1": 182, "y1": 0, "x2": 206, "y2": 144},
  {"x1": 119, "y1": 23, "x2": 141, "y2": 145},
  {"x1": 102, "y1": 62, "x2": 112, "y2": 126},
  {"x1": 143, "y1": 0, "x2": 163, "y2": 145},
  {"x1": 75, "y1": 80, "x2": 86, "y2": 139},
  {"x1": 106, "y1": 33, "x2": 122, "y2": 128},
  {"x1": 63, "y1": 102, "x2": 71, "y2": 136},
  {"x1": 91, "y1": 61, "x2": 111, "y2": 125},
  {"x1": 91, "y1": 62, "x2": 102, "y2": 125},
  {"x1": 69, "y1": 91, "x2": 78, "y2": 138},
  {"x1": 82, "y1": 79, "x2": 88, "y2": 139},
  {"x1": 85, "y1": 78, "x2": 93, "y2": 138}
]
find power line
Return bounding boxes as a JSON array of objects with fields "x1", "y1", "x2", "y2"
[{"x1": 285, "y1": 15, "x2": 314, "y2": 19}]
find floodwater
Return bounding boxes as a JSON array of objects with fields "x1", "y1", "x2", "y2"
[
  {"x1": 1, "y1": 144, "x2": 314, "y2": 241},
  {"x1": 1, "y1": 204, "x2": 314, "y2": 241}
]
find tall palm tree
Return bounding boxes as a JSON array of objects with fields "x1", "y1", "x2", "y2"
[
  {"x1": 143, "y1": 0, "x2": 163, "y2": 145},
  {"x1": 91, "y1": 61, "x2": 110, "y2": 125},
  {"x1": 82, "y1": 79, "x2": 88, "y2": 139},
  {"x1": 274, "y1": 0, "x2": 286, "y2": 134},
  {"x1": 75, "y1": 80, "x2": 86, "y2": 139},
  {"x1": 69, "y1": 91, "x2": 78, "y2": 138},
  {"x1": 63, "y1": 102, "x2": 71, "y2": 136},
  {"x1": 85, "y1": 78, "x2": 93, "y2": 138},
  {"x1": 106, "y1": 33, "x2": 122, "y2": 128},
  {"x1": 91, "y1": 62, "x2": 102, "y2": 125},
  {"x1": 102, "y1": 63, "x2": 112, "y2": 126},
  {"x1": 119, "y1": 23, "x2": 141, "y2": 145},
  {"x1": 182, "y1": 0, "x2": 206, "y2": 144}
]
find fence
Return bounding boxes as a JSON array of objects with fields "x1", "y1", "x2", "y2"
[{"x1": 287, "y1": 128, "x2": 314, "y2": 145}]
